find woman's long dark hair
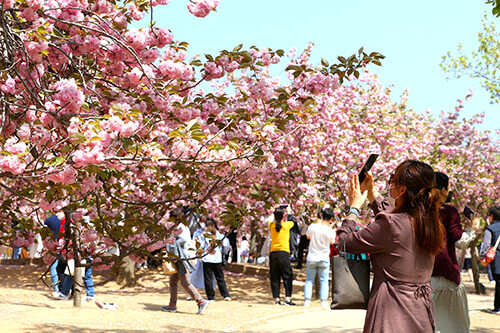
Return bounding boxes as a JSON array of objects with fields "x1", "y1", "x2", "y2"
[
  {"x1": 392, "y1": 160, "x2": 444, "y2": 255},
  {"x1": 273, "y1": 208, "x2": 285, "y2": 232}
]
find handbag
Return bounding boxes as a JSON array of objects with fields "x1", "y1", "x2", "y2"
[
  {"x1": 480, "y1": 235, "x2": 500, "y2": 267},
  {"x1": 162, "y1": 260, "x2": 178, "y2": 275},
  {"x1": 331, "y1": 240, "x2": 370, "y2": 310}
]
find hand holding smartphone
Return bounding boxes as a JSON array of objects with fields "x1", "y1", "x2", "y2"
[{"x1": 359, "y1": 154, "x2": 379, "y2": 183}]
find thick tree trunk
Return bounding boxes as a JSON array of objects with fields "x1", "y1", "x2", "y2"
[
  {"x1": 470, "y1": 240, "x2": 486, "y2": 294},
  {"x1": 117, "y1": 256, "x2": 137, "y2": 287}
]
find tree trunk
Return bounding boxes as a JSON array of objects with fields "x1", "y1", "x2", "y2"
[
  {"x1": 470, "y1": 240, "x2": 486, "y2": 294},
  {"x1": 67, "y1": 210, "x2": 84, "y2": 308},
  {"x1": 117, "y1": 256, "x2": 136, "y2": 288},
  {"x1": 73, "y1": 266, "x2": 84, "y2": 308}
]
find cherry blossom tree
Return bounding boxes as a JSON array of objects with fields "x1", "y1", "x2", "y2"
[
  {"x1": 0, "y1": 0, "x2": 386, "y2": 305},
  {"x1": 219, "y1": 68, "x2": 499, "y2": 253}
]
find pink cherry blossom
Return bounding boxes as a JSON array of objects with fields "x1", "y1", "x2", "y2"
[{"x1": 187, "y1": 0, "x2": 220, "y2": 18}]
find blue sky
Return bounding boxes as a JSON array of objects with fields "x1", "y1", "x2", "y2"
[{"x1": 140, "y1": 0, "x2": 499, "y2": 136}]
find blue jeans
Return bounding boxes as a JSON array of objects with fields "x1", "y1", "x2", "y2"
[
  {"x1": 12, "y1": 247, "x2": 21, "y2": 259},
  {"x1": 60, "y1": 266, "x2": 94, "y2": 297},
  {"x1": 50, "y1": 258, "x2": 59, "y2": 291},
  {"x1": 304, "y1": 260, "x2": 330, "y2": 301},
  {"x1": 84, "y1": 266, "x2": 95, "y2": 297}
]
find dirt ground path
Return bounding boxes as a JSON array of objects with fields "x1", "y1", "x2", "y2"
[{"x1": 0, "y1": 264, "x2": 498, "y2": 332}]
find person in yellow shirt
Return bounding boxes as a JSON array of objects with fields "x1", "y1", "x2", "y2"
[{"x1": 268, "y1": 206, "x2": 295, "y2": 306}]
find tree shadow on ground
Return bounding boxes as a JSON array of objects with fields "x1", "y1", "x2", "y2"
[
  {"x1": 471, "y1": 329, "x2": 500, "y2": 333},
  {"x1": 0, "y1": 263, "x2": 294, "y2": 305},
  {"x1": 140, "y1": 302, "x2": 212, "y2": 316},
  {"x1": 222, "y1": 273, "x2": 276, "y2": 305},
  {"x1": 140, "y1": 302, "x2": 165, "y2": 312},
  {"x1": 0, "y1": 265, "x2": 48, "y2": 290},
  {"x1": 26, "y1": 323, "x2": 250, "y2": 333},
  {"x1": 0, "y1": 300, "x2": 56, "y2": 309},
  {"x1": 266, "y1": 327, "x2": 362, "y2": 333}
]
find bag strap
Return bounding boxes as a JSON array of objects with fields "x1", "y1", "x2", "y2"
[
  {"x1": 341, "y1": 236, "x2": 347, "y2": 259},
  {"x1": 493, "y1": 234, "x2": 500, "y2": 251},
  {"x1": 341, "y1": 236, "x2": 365, "y2": 261}
]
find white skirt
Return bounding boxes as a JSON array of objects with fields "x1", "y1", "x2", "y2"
[{"x1": 430, "y1": 276, "x2": 470, "y2": 333}]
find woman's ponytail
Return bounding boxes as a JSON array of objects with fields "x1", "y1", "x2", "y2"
[
  {"x1": 410, "y1": 186, "x2": 444, "y2": 255},
  {"x1": 392, "y1": 160, "x2": 445, "y2": 256},
  {"x1": 273, "y1": 208, "x2": 285, "y2": 232}
]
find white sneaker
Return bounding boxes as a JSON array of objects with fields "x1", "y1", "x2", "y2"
[
  {"x1": 186, "y1": 296, "x2": 193, "y2": 301},
  {"x1": 303, "y1": 299, "x2": 311, "y2": 307},
  {"x1": 224, "y1": 297, "x2": 231, "y2": 301},
  {"x1": 53, "y1": 292, "x2": 69, "y2": 300},
  {"x1": 85, "y1": 296, "x2": 96, "y2": 302},
  {"x1": 320, "y1": 300, "x2": 330, "y2": 309}
]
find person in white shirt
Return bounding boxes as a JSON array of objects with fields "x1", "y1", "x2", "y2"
[
  {"x1": 239, "y1": 236, "x2": 249, "y2": 263},
  {"x1": 303, "y1": 208, "x2": 336, "y2": 308},
  {"x1": 199, "y1": 218, "x2": 231, "y2": 302}
]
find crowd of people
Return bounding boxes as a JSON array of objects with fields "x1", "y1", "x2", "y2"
[
  {"x1": 265, "y1": 159, "x2": 499, "y2": 333},
  {"x1": 3, "y1": 159, "x2": 499, "y2": 332}
]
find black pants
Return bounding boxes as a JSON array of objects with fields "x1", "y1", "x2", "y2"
[
  {"x1": 296, "y1": 235, "x2": 310, "y2": 267},
  {"x1": 494, "y1": 273, "x2": 500, "y2": 311},
  {"x1": 269, "y1": 251, "x2": 293, "y2": 299},
  {"x1": 203, "y1": 262, "x2": 230, "y2": 300}
]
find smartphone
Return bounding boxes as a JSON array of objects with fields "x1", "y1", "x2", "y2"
[
  {"x1": 463, "y1": 205, "x2": 475, "y2": 220},
  {"x1": 358, "y1": 154, "x2": 379, "y2": 183}
]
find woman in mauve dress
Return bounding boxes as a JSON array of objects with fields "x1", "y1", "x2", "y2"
[{"x1": 337, "y1": 160, "x2": 444, "y2": 333}]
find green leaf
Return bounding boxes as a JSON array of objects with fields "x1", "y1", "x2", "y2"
[
  {"x1": 59, "y1": 145, "x2": 72, "y2": 153},
  {"x1": 52, "y1": 156, "x2": 64, "y2": 166},
  {"x1": 191, "y1": 130, "x2": 206, "y2": 141},
  {"x1": 46, "y1": 189, "x2": 55, "y2": 201},
  {"x1": 321, "y1": 58, "x2": 329, "y2": 67},
  {"x1": 185, "y1": 119, "x2": 197, "y2": 131},
  {"x1": 168, "y1": 129, "x2": 184, "y2": 138},
  {"x1": 233, "y1": 44, "x2": 243, "y2": 51},
  {"x1": 70, "y1": 133, "x2": 86, "y2": 144},
  {"x1": 227, "y1": 140, "x2": 239, "y2": 150},
  {"x1": 111, "y1": 104, "x2": 124, "y2": 113},
  {"x1": 191, "y1": 59, "x2": 202, "y2": 66},
  {"x1": 286, "y1": 65, "x2": 301, "y2": 71}
]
